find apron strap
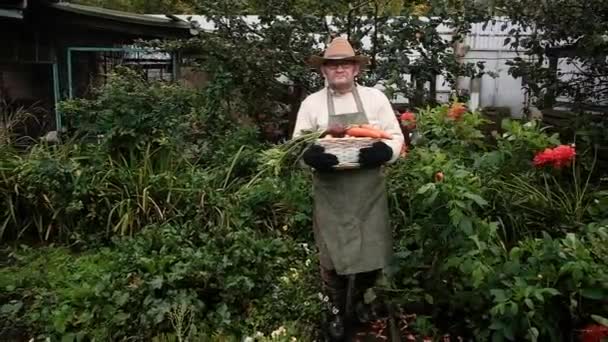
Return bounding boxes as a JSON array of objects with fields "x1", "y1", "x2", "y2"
[
  {"x1": 326, "y1": 84, "x2": 366, "y2": 118},
  {"x1": 326, "y1": 87, "x2": 337, "y2": 117},
  {"x1": 352, "y1": 85, "x2": 366, "y2": 114}
]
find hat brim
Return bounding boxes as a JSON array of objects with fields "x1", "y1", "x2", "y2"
[{"x1": 307, "y1": 55, "x2": 370, "y2": 68}]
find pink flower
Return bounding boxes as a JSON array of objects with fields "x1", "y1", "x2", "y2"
[{"x1": 399, "y1": 111, "x2": 416, "y2": 129}]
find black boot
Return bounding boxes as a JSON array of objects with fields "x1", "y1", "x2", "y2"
[
  {"x1": 320, "y1": 268, "x2": 348, "y2": 341},
  {"x1": 353, "y1": 269, "x2": 382, "y2": 324}
]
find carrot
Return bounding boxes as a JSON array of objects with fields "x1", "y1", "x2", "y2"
[
  {"x1": 360, "y1": 124, "x2": 376, "y2": 130},
  {"x1": 346, "y1": 125, "x2": 392, "y2": 139},
  {"x1": 345, "y1": 127, "x2": 380, "y2": 138}
]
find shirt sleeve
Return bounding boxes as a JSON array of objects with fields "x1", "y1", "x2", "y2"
[
  {"x1": 374, "y1": 90, "x2": 404, "y2": 164},
  {"x1": 292, "y1": 96, "x2": 317, "y2": 169},
  {"x1": 292, "y1": 97, "x2": 317, "y2": 139}
]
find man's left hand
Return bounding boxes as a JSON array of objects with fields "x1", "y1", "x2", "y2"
[{"x1": 358, "y1": 141, "x2": 393, "y2": 168}]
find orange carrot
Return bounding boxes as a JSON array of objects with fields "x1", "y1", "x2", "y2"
[
  {"x1": 360, "y1": 124, "x2": 376, "y2": 130},
  {"x1": 345, "y1": 127, "x2": 382, "y2": 138},
  {"x1": 347, "y1": 125, "x2": 392, "y2": 139}
]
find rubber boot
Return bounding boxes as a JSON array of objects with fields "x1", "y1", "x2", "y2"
[
  {"x1": 320, "y1": 268, "x2": 347, "y2": 341},
  {"x1": 353, "y1": 270, "x2": 381, "y2": 324}
]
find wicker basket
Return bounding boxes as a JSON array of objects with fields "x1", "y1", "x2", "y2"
[{"x1": 316, "y1": 137, "x2": 380, "y2": 169}]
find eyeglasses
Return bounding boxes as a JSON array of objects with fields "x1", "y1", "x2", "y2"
[{"x1": 323, "y1": 62, "x2": 355, "y2": 70}]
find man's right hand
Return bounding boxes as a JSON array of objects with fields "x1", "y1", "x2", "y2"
[{"x1": 302, "y1": 145, "x2": 339, "y2": 172}]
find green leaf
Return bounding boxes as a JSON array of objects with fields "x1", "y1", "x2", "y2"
[
  {"x1": 459, "y1": 217, "x2": 473, "y2": 235},
  {"x1": 524, "y1": 298, "x2": 534, "y2": 310},
  {"x1": 416, "y1": 183, "x2": 435, "y2": 194},
  {"x1": 529, "y1": 327, "x2": 539, "y2": 342},
  {"x1": 581, "y1": 288, "x2": 604, "y2": 300},
  {"x1": 114, "y1": 291, "x2": 130, "y2": 306},
  {"x1": 463, "y1": 192, "x2": 488, "y2": 206},
  {"x1": 61, "y1": 334, "x2": 75, "y2": 342},
  {"x1": 114, "y1": 312, "x2": 130, "y2": 324},
  {"x1": 423, "y1": 190, "x2": 439, "y2": 206},
  {"x1": 504, "y1": 324, "x2": 516, "y2": 340},
  {"x1": 591, "y1": 314, "x2": 608, "y2": 327},
  {"x1": 490, "y1": 289, "x2": 507, "y2": 302},
  {"x1": 509, "y1": 302, "x2": 518, "y2": 316},
  {"x1": 149, "y1": 276, "x2": 164, "y2": 290},
  {"x1": 492, "y1": 332, "x2": 505, "y2": 342},
  {"x1": 489, "y1": 320, "x2": 504, "y2": 330},
  {"x1": 543, "y1": 288, "x2": 560, "y2": 297},
  {"x1": 425, "y1": 294, "x2": 434, "y2": 305}
]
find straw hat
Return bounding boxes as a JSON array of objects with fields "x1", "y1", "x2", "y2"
[{"x1": 308, "y1": 37, "x2": 369, "y2": 67}]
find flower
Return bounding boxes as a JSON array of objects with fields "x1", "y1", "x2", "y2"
[
  {"x1": 399, "y1": 111, "x2": 416, "y2": 129},
  {"x1": 447, "y1": 102, "x2": 467, "y2": 120},
  {"x1": 579, "y1": 324, "x2": 608, "y2": 342},
  {"x1": 270, "y1": 326, "x2": 287, "y2": 338},
  {"x1": 552, "y1": 144, "x2": 576, "y2": 168},
  {"x1": 533, "y1": 148, "x2": 556, "y2": 167},
  {"x1": 533, "y1": 144, "x2": 576, "y2": 169}
]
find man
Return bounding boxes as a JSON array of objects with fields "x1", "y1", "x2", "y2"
[{"x1": 292, "y1": 36, "x2": 404, "y2": 340}]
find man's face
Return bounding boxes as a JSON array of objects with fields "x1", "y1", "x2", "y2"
[{"x1": 321, "y1": 60, "x2": 360, "y2": 89}]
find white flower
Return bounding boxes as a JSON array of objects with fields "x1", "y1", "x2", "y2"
[
  {"x1": 243, "y1": 337, "x2": 254, "y2": 342},
  {"x1": 300, "y1": 243, "x2": 310, "y2": 254},
  {"x1": 254, "y1": 331, "x2": 265, "y2": 338},
  {"x1": 271, "y1": 326, "x2": 287, "y2": 338},
  {"x1": 305, "y1": 259, "x2": 312, "y2": 267}
]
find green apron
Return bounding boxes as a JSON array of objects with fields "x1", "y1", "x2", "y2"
[{"x1": 312, "y1": 86, "x2": 393, "y2": 275}]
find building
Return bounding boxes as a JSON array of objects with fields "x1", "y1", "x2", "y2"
[{"x1": 0, "y1": 0, "x2": 196, "y2": 136}]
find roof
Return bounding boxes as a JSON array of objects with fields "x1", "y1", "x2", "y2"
[
  {"x1": 0, "y1": 0, "x2": 26, "y2": 19},
  {"x1": 47, "y1": 2, "x2": 191, "y2": 29},
  {"x1": 0, "y1": 9, "x2": 23, "y2": 19}
]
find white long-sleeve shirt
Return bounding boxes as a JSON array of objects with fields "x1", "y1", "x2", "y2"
[{"x1": 292, "y1": 84, "x2": 405, "y2": 163}]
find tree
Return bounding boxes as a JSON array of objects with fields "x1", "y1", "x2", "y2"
[
  {"x1": 491, "y1": 0, "x2": 608, "y2": 111},
  {"x1": 154, "y1": 0, "x2": 486, "y2": 141}
]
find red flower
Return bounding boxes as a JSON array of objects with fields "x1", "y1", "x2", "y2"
[
  {"x1": 399, "y1": 111, "x2": 416, "y2": 129},
  {"x1": 533, "y1": 148, "x2": 556, "y2": 167},
  {"x1": 533, "y1": 145, "x2": 576, "y2": 169},
  {"x1": 579, "y1": 324, "x2": 608, "y2": 342},
  {"x1": 447, "y1": 102, "x2": 467, "y2": 120}
]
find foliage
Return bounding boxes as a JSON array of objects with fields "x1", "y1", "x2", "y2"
[
  {"x1": 2, "y1": 64, "x2": 608, "y2": 341},
  {"x1": 145, "y1": 0, "x2": 488, "y2": 141},
  {"x1": 0, "y1": 223, "x2": 320, "y2": 341},
  {"x1": 490, "y1": 0, "x2": 608, "y2": 110}
]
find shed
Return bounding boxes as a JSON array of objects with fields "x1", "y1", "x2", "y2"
[{"x1": 0, "y1": 0, "x2": 195, "y2": 136}]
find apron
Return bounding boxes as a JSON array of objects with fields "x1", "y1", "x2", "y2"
[{"x1": 312, "y1": 86, "x2": 393, "y2": 275}]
